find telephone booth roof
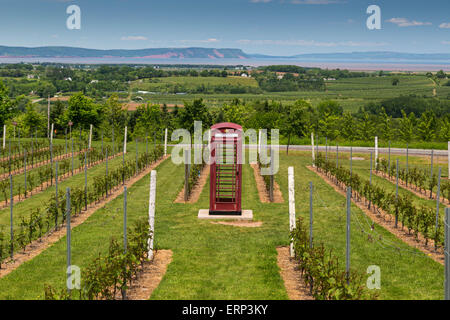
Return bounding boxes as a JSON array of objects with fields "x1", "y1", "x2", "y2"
[{"x1": 211, "y1": 122, "x2": 243, "y2": 131}]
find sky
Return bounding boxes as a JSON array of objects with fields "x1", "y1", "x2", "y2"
[{"x1": 0, "y1": 0, "x2": 449, "y2": 55}]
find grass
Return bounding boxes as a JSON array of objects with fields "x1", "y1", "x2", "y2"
[{"x1": 0, "y1": 149, "x2": 445, "y2": 300}]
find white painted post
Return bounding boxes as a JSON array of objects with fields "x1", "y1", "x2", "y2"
[
  {"x1": 2, "y1": 125, "x2": 5, "y2": 149},
  {"x1": 258, "y1": 129, "x2": 262, "y2": 155},
  {"x1": 123, "y1": 126, "x2": 127, "y2": 154},
  {"x1": 88, "y1": 124, "x2": 93, "y2": 149},
  {"x1": 311, "y1": 133, "x2": 315, "y2": 167},
  {"x1": 50, "y1": 123, "x2": 54, "y2": 144},
  {"x1": 148, "y1": 170, "x2": 157, "y2": 260},
  {"x1": 288, "y1": 166, "x2": 296, "y2": 257},
  {"x1": 375, "y1": 136, "x2": 378, "y2": 170},
  {"x1": 164, "y1": 128, "x2": 168, "y2": 156}
]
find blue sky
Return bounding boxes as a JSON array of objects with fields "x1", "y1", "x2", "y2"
[{"x1": 0, "y1": 0, "x2": 449, "y2": 55}]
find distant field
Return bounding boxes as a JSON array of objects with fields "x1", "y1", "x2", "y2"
[
  {"x1": 125, "y1": 74, "x2": 449, "y2": 111},
  {"x1": 130, "y1": 76, "x2": 259, "y2": 93}
]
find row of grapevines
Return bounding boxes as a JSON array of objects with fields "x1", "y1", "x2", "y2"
[
  {"x1": 0, "y1": 145, "x2": 163, "y2": 268},
  {"x1": 44, "y1": 217, "x2": 151, "y2": 300},
  {"x1": 292, "y1": 217, "x2": 377, "y2": 300},
  {"x1": 379, "y1": 158, "x2": 450, "y2": 203},
  {"x1": 315, "y1": 154, "x2": 441, "y2": 247}
]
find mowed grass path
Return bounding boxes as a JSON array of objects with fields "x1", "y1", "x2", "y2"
[{"x1": 0, "y1": 151, "x2": 444, "y2": 299}]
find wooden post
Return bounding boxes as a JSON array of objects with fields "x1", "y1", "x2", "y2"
[
  {"x1": 288, "y1": 167, "x2": 296, "y2": 257},
  {"x1": 148, "y1": 170, "x2": 157, "y2": 261}
]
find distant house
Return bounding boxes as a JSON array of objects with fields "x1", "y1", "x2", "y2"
[
  {"x1": 64, "y1": 77, "x2": 72, "y2": 81},
  {"x1": 90, "y1": 79, "x2": 98, "y2": 84},
  {"x1": 241, "y1": 73, "x2": 249, "y2": 78},
  {"x1": 277, "y1": 75, "x2": 284, "y2": 80},
  {"x1": 27, "y1": 74, "x2": 35, "y2": 79},
  {"x1": 324, "y1": 78, "x2": 336, "y2": 81}
]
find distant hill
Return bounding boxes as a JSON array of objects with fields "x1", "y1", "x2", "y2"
[
  {"x1": 0, "y1": 46, "x2": 249, "y2": 59},
  {"x1": 249, "y1": 51, "x2": 450, "y2": 62},
  {"x1": 0, "y1": 46, "x2": 449, "y2": 64}
]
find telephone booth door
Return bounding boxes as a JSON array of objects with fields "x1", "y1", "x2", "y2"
[{"x1": 209, "y1": 123, "x2": 242, "y2": 215}]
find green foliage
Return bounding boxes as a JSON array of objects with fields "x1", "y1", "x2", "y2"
[
  {"x1": 44, "y1": 217, "x2": 151, "y2": 300},
  {"x1": 291, "y1": 217, "x2": 377, "y2": 300},
  {"x1": 65, "y1": 93, "x2": 104, "y2": 130},
  {"x1": 314, "y1": 154, "x2": 444, "y2": 247}
]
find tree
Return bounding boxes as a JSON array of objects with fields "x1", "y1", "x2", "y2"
[
  {"x1": 23, "y1": 103, "x2": 45, "y2": 133},
  {"x1": 104, "y1": 94, "x2": 127, "y2": 130},
  {"x1": 440, "y1": 116, "x2": 450, "y2": 141},
  {"x1": 379, "y1": 107, "x2": 393, "y2": 141},
  {"x1": 392, "y1": 78, "x2": 400, "y2": 86},
  {"x1": 134, "y1": 103, "x2": 162, "y2": 137},
  {"x1": 317, "y1": 100, "x2": 343, "y2": 117},
  {"x1": 178, "y1": 99, "x2": 211, "y2": 134},
  {"x1": 220, "y1": 103, "x2": 247, "y2": 126},
  {"x1": 51, "y1": 99, "x2": 66, "y2": 132},
  {"x1": 357, "y1": 112, "x2": 375, "y2": 141},
  {"x1": 0, "y1": 82, "x2": 13, "y2": 126},
  {"x1": 319, "y1": 112, "x2": 339, "y2": 141},
  {"x1": 398, "y1": 110, "x2": 415, "y2": 143},
  {"x1": 416, "y1": 110, "x2": 437, "y2": 141},
  {"x1": 65, "y1": 92, "x2": 103, "y2": 129},
  {"x1": 292, "y1": 99, "x2": 317, "y2": 137},
  {"x1": 340, "y1": 112, "x2": 355, "y2": 140},
  {"x1": 281, "y1": 103, "x2": 305, "y2": 154},
  {"x1": 436, "y1": 70, "x2": 447, "y2": 79}
]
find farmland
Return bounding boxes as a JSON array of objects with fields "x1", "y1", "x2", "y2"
[
  {"x1": 0, "y1": 62, "x2": 449, "y2": 301},
  {"x1": 0, "y1": 147, "x2": 447, "y2": 300}
]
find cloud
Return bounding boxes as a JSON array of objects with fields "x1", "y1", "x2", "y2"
[
  {"x1": 442, "y1": 41, "x2": 450, "y2": 45},
  {"x1": 387, "y1": 18, "x2": 432, "y2": 27},
  {"x1": 120, "y1": 36, "x2": 148, "y2": 41},
  {"x1": 440, "y1": 23, "x2": 450, "y2": 29},
  {"x1": 237, "y1": 39, "x2": 387, "y2": 47},
  {"x1": 250, "y1": 0, "x2": 272, "y2": 2}
]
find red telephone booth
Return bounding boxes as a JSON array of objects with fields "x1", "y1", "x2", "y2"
[{"x1": 209, "y1": 123, "x2": 242, "y2": 215}]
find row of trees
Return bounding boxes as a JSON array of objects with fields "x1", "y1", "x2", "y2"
[{"x1": 1, "y1": 81, "x2": 449, "y2": 147}]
